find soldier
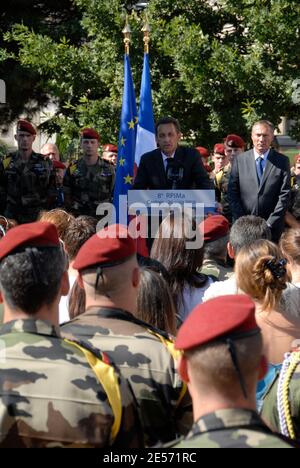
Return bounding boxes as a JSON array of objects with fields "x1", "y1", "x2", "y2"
[
  {"x1": 211, "y1": 143, "x2": 228, "y2": 179},
  {"x1": 261, "y1": 345, "x2": 300, "y2": 442},
  {"x1": 0, "y1": 120, "x2": 54, "y2": 223},
  {"x1": 102, "y1": 143, "x2": 118, "y2": 167},
  {"x1": 199, "y1": 214, "x2": 233, "y2": 281},
  {"x1": 48, "y1": 160, "x2": 66, "y2": 208},
  {"x1": 63, "y1": 128, "x2": 115, "y2": 218},
  {"x1": 61, "y1": 223, "x2": 192, "y2": 447},
  {"x1": 169, "y1": 295, "x2": 294, "y2": 448},
  {"x1": 216, "y1": 134, "x2": 245, "y2": 224},
  {"x1": 195, "y1": 146, "x2": 212, "y2": 174},
  {"x1": 0, "y1": 221, "x2": 142, "y2": 448}
]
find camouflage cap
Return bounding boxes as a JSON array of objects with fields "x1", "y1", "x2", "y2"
[
  {"x1": 175, "y1": 295, "x2": 259, "y2": 351},
  {"x1": 81, "y1": 128, "x2": 100, "y2": 141},
  {"x1": 73, "y1": 224, "x2": 136, "y2": 271},
  {"x1": 196, "y1": 146, "x2": 210, "y2": 159},
  {"x1": 0, "y1": 222, "x2": 60, "y2": 262},
  {"x1": 214, "y1": 143, "x2": 225, "y2": 155},
  {"x1": 224, "y1": 134, "x2": 245, "y2": 149},
  {"x1": 200, "y1": 215, "x2": 229, "y2": 242},
  {"x1": 17, "y1": 119, "x2": 36, "y2": 135}
]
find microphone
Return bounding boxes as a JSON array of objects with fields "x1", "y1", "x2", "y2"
[{"x1": 166, "y1": 159, "x2": 184, "y2": 189}]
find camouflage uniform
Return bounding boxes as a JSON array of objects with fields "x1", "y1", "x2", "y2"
[
  {"x1": 200, "y1": 258, "x2": 233, "y2": 281},
  {"x1": 261, "y1": 357, "x2": 300, "y2": 440},
  {"x1": 0, "y1": 151, "x2": 54, "y2": 223},
  {"x1": 0, "y1": 318, "x2": 142, "y2": 448},
  {"x1": 63, "y1": 158, "x2": 115, "y2": 217},
  {"x1": 170, "y1": 409, "x2": 293, "y2": 448},
  {"x1": 214, "y1": 164, "x2": 232, "y2": 224},
  {"x1": 61, "y1": 307, "x2": 193, "y2": 447}
]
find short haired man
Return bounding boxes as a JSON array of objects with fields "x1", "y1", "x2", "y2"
[
  {"x1": 63, "y1": 128, "x2": 115, "y2": 217},
  {"x1": 203, "y1": 215, "x2": 271, "y2": 301},
  {"x1": 61, "y1": 223, "x2": 192, "y2": 446},
  {"x1": 170, "y1": 295, "x2": 293, "y2": 448},
  {"x1": 102, "y1": 144, "x2": 118, "y2": 167},
  {"x1": 133, "y1": 117, "x2": 213, "y2": 190},
  {"x1": 228, "y1": 121, "x2": 291, "y2": 242},
  {"x1": 0, "y1": 120, "x2": 54, "y2": 223},
  {"x1": 0, "y1": 221, "x2": 141, "y2": 448}
]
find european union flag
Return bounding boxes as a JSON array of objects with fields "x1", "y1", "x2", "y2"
[{"x1": 113, "y1": 54, "x2": 138, "y2": 223}]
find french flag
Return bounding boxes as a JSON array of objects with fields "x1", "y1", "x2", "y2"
[{"x1": 134, "y1": 53, "x2": 156, "y2": 173}]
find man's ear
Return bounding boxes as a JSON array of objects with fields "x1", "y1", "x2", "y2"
[
  {"x1": 178, "y1": 354, "x2": 190, "y2": 383},
  {"x1": 132, "y1": 267, "x2": 140, "y2": 288},
  {"x1": 77, "y1": 273, "x2": 84, "y2": 289},
  {"x1": 258, "y1": 355, "x2": 268, "y2": 380},
  {"x1": 227, "y1": 242, "x2": 235, "y2": 259},
  {"x1": 60, "y1": 270, "x2": 70, "y2": 297}
]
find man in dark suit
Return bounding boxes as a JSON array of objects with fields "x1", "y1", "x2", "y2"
[
  {"x1": 132, "y1": 117, "x2": 213, "y2": 190},
  {"x1": 228, "y1": 120, "x2": 290, "y2": 242}
]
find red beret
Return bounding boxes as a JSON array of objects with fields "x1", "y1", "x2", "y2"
[
  {"x1": 103, "y1": 144, "x2": 118, "y2": 153},
  {"x1": 53, "y1": 160, "x2": 66, "y2": 170},
  {"x1": 73, "y1": 224, "x2": 137, "y2": 271},
  {"x1": 224, "y1": 134, "x2": 245, "y2": 149},
  {"x1": 81, "y1": 128, "x2": 100, "y2": 141},
  {"x1": 203, "y1": 162, "x2": 213, "y2": 173},
  {"x1": 196, "y1": 147, "x2": 210, "y2": 159},
  {"x1": 0, "y1": 222, "x2": 60, "y2": 262},
  {"x1": 175, "y1": 295, "x2": 259, "y2": 351},
  {"x1": 17, "y1": 119, "x2": 36, "y2": 135},
  {"x1": 214, "y1": 143, "x2": 225, "y2": 155},
  {"x1": 200, "y1": 215, "x2": 229, "y2": 242}
]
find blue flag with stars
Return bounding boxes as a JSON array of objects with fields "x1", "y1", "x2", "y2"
[{"x1": 113, "y1": 54, "x2": 138, "y2": 223}]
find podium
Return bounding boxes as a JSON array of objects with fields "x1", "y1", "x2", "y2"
[{"x1": 128, "y1": 190, "x2": 216, "y2": 220}]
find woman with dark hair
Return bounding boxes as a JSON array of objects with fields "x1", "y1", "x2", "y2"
[
  {"x1": 136, "y1": 268, "x2": 177, "y2": 336},
  {"x1": 150, "y1": 213, "x2": 212, "y2": 322}
]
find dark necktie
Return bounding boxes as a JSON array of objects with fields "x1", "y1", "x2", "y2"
[{"x1": 256, "y1": 156, "x2": 264, "y2": 183}]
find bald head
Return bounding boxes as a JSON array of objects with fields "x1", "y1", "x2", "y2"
[{"x1": 41, "y1": 143, "x2": 60, "y2": 161}]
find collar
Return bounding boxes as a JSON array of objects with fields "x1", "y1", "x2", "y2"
[
  {"x1": 0, "y1": 318, "x2": 61, "y2": 338},
  {"x1": 161, "y1": 151, "x2": 176, "y2": 162},
  {"x1": 188, "y1": 408, "x2": 267, "y2": 438},
  {"x1": 254, "y1": 149, "x2": 270, "y2": 161}
]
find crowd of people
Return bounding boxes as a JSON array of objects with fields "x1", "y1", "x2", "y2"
[{"x1": 0, "y1": 115, "x2": 299, "y2": 448}]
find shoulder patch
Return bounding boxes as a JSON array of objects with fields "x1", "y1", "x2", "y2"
[
  {"x1": 3, "y1": 156, "x2": 11, "y2": 170},
  {"x1": 70, "y1": 162, "x2": 78, "y2": 175}
]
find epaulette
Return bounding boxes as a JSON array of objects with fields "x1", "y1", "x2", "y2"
[
  {"x1": 69, "y1": 161, "x2": 78, "y2": 175},
  {"x1": 64, "y1": 337, "x2": 122, "y2": 441}
]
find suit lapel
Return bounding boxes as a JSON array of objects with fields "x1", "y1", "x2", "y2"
[
  {"x1": 258, "y1": 149, "x2": 274, "y2": 193},
  {"x1": 153, "y1": 150, "x2": 168, "y2": 185},
  {"x1": 247, "y1": 150, "x2": 259, "y2": 191}
]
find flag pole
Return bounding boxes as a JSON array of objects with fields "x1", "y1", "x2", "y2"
[
  {"x1": 142, "y1": 18, "x2": 151, "y2": 54},
  {"x1": 122, "y1": 18, "x2": 132, "y2": 55}
]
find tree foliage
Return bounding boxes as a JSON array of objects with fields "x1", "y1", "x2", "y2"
[{"x1": 0, "y1": 0, "x2": 299, "y2": 148}]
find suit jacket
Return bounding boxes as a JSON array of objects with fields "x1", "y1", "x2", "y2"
[
  {"x1": 132, "y1": 147, "x2": 213, "y2": 190},
  {"x1": 228, "y1": 149, "x2": 291, "y2": 241}
]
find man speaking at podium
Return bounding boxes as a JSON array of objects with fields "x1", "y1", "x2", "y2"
[{"x1": 133, "y1": 117, "x2": 213, "y2": 190}]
